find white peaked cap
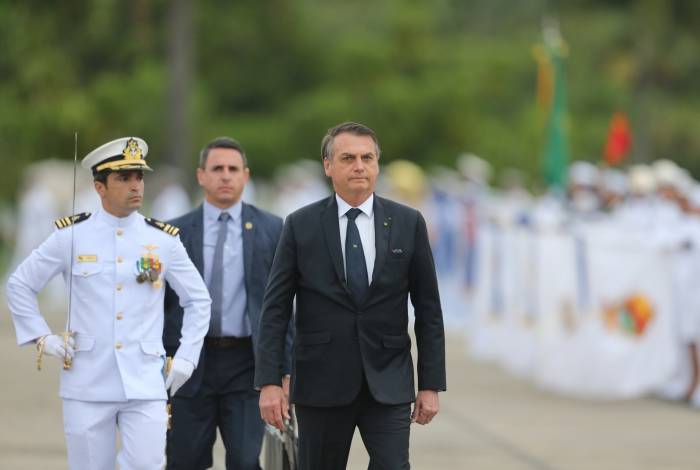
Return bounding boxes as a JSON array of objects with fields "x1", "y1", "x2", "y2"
[
  {"x1": 651, "y1": 159, "x2": 682, "y2": 189},
  {"x1": 600, "y1": 168, "x2": 628, "y2": 195},
  {"x1": 628, "y1": 164, "x2": 657, "y2": 195},
  {"x1": 456, "y1": 153, "x2": 492, "y2": 185},
  {"x1": 81, "y1": 137, "x2": 152, "y2": 173},
  {"x1": 568, "y1": 160, "x2": 599, "y2": 187}
]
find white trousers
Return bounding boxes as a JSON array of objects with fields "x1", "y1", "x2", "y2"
[{"x1": 62, "y1": 398, "x2": 167, "y2": 470}]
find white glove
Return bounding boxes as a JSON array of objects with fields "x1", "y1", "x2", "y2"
[
  {"x1": 39, "y1": 334, "x2": 75, "y2": 361},
  {"x1": 165, "y1": 358, "x2": 195, "y2": 396}
]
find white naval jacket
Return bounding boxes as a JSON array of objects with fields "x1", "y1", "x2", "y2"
[{"x1": 6, "y1": 208, "x2": 211, "y2": 402}]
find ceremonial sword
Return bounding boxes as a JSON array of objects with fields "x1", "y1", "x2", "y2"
[{"x1": 61, "y1": 132, "x2": 79, "y2": 369}]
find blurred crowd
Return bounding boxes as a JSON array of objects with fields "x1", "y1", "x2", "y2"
[
  {"x1": 418, "y1": 155, "x2": 700, "y2": 408},
  {"x1": 3, "y1": 154, "x2": 700, "y2": 408}
]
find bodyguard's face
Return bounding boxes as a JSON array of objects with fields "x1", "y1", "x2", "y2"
[
  {"x1": 197, "y1": 148, "x2": 249, "y2": 209},
  {"x1": 324, "y1": 132, "x2": 379, "y2": 205},
  {"x1": 95, "y1": 170, "x2": 144, "y2": 218}
]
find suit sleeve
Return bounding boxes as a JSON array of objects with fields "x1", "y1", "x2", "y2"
[
  {"x1": 165, "y1": 236, "x2": 211, "y2": 367},
  {"x1": 6, "y1": 230, "x2": 67, "y2": 346},
  {"x1": 272, "y1": 218, "x2": 295, "y2": 376},
  {"x1": 255, "y1": 216, "x2": 298, "y2": 388},
  {"x1": 410, "y1": 212, "x2": 447, "y2": 391}
]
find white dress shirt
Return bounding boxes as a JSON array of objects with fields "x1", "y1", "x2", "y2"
[{"x1": 336, "y1": 193, "x2": 375, "y2": 283}]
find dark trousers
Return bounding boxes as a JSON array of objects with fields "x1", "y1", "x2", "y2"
[
  {"x1": 295, "y1": 379, "x2": 411, "y2": 470},
  {"x1": 166, "y1": 342, "x2": 264, "y2": 470}
]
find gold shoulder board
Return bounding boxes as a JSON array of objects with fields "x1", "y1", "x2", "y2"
[
  {"x1": 54, "y1": 212, "x2": 91, "y2": 229},
  {"x1": 145, "y1": 218, "x2": 180, "y2": 236}
]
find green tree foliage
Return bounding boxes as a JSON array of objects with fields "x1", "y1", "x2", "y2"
[{"x1": 0, "y1": 0, "x2": 698, "y2": 201}]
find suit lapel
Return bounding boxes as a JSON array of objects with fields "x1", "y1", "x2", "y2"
[
  {"x1": 190, "y1": 205, "x2": 205, "y2": 275},
  {"x1": 369, "y1": 196, "x2": 390, "y2": 293},
  {"x1": 241, "y1": 202, "x2": 254, "y2": 290},
  {"x1": 322, "y1": 195, "x2": 350, "y2": 295}
]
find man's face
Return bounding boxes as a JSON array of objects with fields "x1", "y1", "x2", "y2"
[
  {"x1": 95, "y1": 170, "x2": 144, "y2": 217},
  {"x1": 323, "y1": 132, "x2": 379, "y2": 203},
  {"x1": 197, "y1": 147, "x2": 249, "y2": 209}
]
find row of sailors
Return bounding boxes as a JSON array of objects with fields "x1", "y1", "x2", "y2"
[{"x1": 422, "y1": 157, "x2": 700, "y2": 408}]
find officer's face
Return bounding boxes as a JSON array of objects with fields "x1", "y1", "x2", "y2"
[
  {"x1": 323, "y1": 132, "x2": 379, "y2": 205},
  {"x1": 95, "y1": 171, "x2": 144, "y2": 217},
  {"x1": 197, "y1": 148, "x2": 249, "y2": 209}
]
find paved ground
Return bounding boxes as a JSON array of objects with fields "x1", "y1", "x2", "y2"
[{"x1": 1, "y1": 300, "x2": 699, "y2": 469}]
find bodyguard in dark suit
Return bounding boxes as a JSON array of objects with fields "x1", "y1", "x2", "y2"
[
  {"x1": 256, "y1": 122, "x2": 446, "y2": 470},
  {"x1": 164, "y1": 137, "x2": 290, "y2": 470}
]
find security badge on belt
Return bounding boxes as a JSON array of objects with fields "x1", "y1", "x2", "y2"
[{"x1": 136, "y1": 245, "x2": 162, "y2": 288}]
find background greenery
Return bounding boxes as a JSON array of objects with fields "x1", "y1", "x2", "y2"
[{"x1": 1, "y1": 0, "x2": 698, "y2": 201}]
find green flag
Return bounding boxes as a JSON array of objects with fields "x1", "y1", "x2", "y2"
[{"x1": 541, "y1": 36, "x2": 569, "y2": 190}]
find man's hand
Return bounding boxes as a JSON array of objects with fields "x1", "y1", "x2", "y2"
[
  {"x1": 39, "y1": 334, "x2": 75, "y2": 360},
  {"x1": 165, "y1": 358, "x2": 195, "y2": 396},
  {"x1": 411, "y1": 390, "x2": 439, "y2": 425},
  {"x1": 281, "y1": 374, "x2": 291, "y2": 401},
  {"x1": 259, "y1": 384, "x2": 290, "y2": 431}
]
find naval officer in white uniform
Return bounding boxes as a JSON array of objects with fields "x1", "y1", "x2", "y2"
[{"x1": 6, "y1": 137, "x2": 211, "y2": 470}]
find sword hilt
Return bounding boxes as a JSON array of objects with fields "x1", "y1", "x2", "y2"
[
  {"x1": 62, "y1": 331, "x2": 75, "y2": 370},
  {"x1": 165, "y1": 356, "x2": 174, "y2": 429}
]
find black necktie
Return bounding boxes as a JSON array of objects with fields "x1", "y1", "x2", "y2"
[{"x1": 345, "y1": 208, "x2": 368, "y2": 305}]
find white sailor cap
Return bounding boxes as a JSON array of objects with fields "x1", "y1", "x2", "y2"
[
  {"x1": 651, "y1": 159, "x2": 682, "y2": 189},
  {"x1": 456, "y1": 153, "x2": 492, "y2": 185},
  {"x1": 600, "y1": 169, "x2": 628, "y2": 195},
  {"x1": 568, "y1": 160, "x2": 598, "y2": 187},
  {"x1": 81, "y1": 137, "x2": 152, "y2": 174},
  {"x1": 628, "y1": 164, "x2": 656, "y2": 195}
]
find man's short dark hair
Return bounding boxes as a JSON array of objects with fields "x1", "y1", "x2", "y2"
[
  {"x1": 321, "y1": 122, "x2": 381, "y2": 161},
  {"x1": 93, "y1": 169, "x2": 144, "y2": 187},
  {"x1": 93, "y1": 171, "x2": 110, "y2": 186},
  {"x1": 199, "y1": 137, "x2": 248, "y2": 169}
]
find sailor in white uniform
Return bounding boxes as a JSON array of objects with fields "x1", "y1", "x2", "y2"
[{"x1": 5, "y1": 137, "x2": 211, "y2": 470}]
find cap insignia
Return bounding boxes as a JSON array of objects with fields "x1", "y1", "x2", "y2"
[{"x1": 122, "y1": 138, "x2": 143, "y2": 160}]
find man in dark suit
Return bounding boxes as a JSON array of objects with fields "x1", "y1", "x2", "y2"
[
  {"x1": 164, "y1": 137, "x2": 290, "y2": 470},
  {"x1": 256, "y1": 122, "x2": 446, "y2": 469}
]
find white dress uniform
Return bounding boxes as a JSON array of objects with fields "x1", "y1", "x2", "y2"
[{"x1": 5, "y1": 137, "x2": 211, "y2": 470}]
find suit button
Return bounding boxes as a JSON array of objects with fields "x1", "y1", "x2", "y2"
[
  {"x1": 115, "y1": 342, "x2": 123, "y2": 350},
  {"x1": 116, "y1": 283, "x2": 123, "y2": 291},
  {"x1": 116, "y1": 313, "x2": 124, "y2": 320},
  {"x1": 116, "y1": 256, "x2": 124, "y2": 263},
  {"x1": 116, "y1": 229, "x2": 124, "y2": 236}
]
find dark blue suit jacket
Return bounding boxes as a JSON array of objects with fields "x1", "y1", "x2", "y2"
[
  {"x1": 164, "y1": 202, "x2": 291, "y2": 397},
  {"x1": 255, "y1": 195, "x2": 446, "y2": 406}
]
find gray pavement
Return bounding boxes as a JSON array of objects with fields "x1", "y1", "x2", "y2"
[{"x1": 1, "y1": 302, "x2": 699, "y2": 469}]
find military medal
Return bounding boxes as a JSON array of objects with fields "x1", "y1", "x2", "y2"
[{"x1": 136, "y1": 247, "x2": 162, "y2": 288}]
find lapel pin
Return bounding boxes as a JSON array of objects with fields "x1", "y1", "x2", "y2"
[
  {"x1": 392, "y1": 248, "x2": 403, "y2": 254},
  {"x1": 245, "y1": 221, "x2": 253, "y2": 230}
]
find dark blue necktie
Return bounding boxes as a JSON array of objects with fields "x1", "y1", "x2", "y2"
[{"x1": 345, "y1": 208, "x2": 368, "y2": 305}]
